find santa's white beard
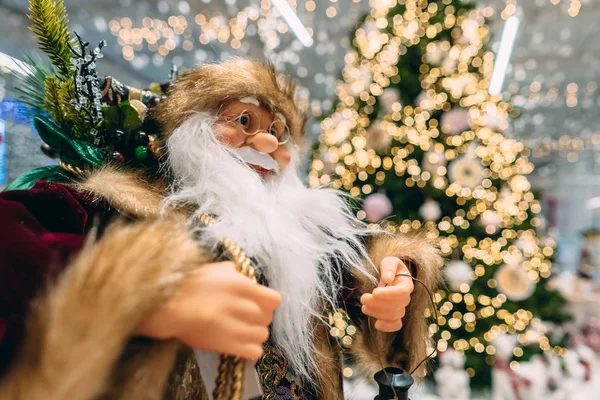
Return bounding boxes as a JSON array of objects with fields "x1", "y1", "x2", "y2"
[{"x1": 163, "y1": 113, "x2": 376, "y2": 384}]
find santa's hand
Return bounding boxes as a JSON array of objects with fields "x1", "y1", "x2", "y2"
[
  {"x1": 135, "y1": 261, "x2": 281, "y2": 360},
  {"x1": 360, "y1": 256, "x2": 414, "y2": 333}
]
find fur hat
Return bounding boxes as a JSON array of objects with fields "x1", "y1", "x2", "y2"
[{"x1": 155, "y1": 58, "x2": 308, "y2": 144}]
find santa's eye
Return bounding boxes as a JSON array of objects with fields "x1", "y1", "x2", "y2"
[
  {"x1": 269, "y1": 129, "x2": 279, "y2": 137},
  {"x1": 238, "y1": 113, "x2": 251, "y2": 127}
]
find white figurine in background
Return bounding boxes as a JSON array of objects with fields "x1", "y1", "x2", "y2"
[
  {"x1": 544, "y1": 350, "x2": 563, "y2": 393},
  {"x1": 492, "y1": 334, "x2": 519, "y2": 400},
  {"x1": 435, "y1": 349, "x2": 470, "y2": 400},
  {"x1": 491, "y1": 334, "x2": 539, "y2": 400},
  {"x1": 515, "y1": 355, "x2": 550, "y2": 399},
  {"x1": 578, "y1": 229, "x2": 600, "y2": 280},
  {"x1": 550, "y1": 345, "x2": 600, "y2": 400},
  {"x1": 575, "y1": 345, "x2": 600, "y2": 394}
]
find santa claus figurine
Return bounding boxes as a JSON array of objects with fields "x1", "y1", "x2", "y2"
[{"x1": 0, "y1": 6, "x2": 441, "y2": 399}]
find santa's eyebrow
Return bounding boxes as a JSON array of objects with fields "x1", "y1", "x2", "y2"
[
  {"x1": 275, "y1": 112, "x2": 287, "y2": 124},
  {"x1": 237, "y1": 96, "x2": 286, "y2": 122},
  {"x1": 239, "y1": 97, "x2": 260, "y2": 107}
]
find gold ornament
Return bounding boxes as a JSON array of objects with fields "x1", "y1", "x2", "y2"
[
  {"x1": 448, "y1": 151, "x2": 484, "y2": 189},
  {"x1": 495, "y1": 264, "x2": 535, "y2": 301}
]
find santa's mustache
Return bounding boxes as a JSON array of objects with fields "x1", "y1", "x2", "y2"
[{"x1": 232, "y1": 146, "x2": 280, "y2": 173}]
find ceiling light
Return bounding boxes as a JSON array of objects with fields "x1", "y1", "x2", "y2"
[
  {"x1": 489, "y1": 16, "x2": 520, "y2": 96},
  {"x1": 271, "y1": 0, "x2": 313, "y2": 47}
]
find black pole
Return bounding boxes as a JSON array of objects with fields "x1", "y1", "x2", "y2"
[{"x1": 374, "y1": 367, "x2": 414, "y2": 400}]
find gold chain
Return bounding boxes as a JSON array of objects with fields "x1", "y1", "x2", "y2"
[{"x1": 198, "y1": 213, "x2": 258, "y2": 400}]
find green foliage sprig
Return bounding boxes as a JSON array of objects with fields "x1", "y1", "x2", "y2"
[
  {"x1": 10, "y1": 53, "x2": 57, "y2": 113},
  {"x1": 28, "y1": 0, "x2": 74, "y2": 78}
]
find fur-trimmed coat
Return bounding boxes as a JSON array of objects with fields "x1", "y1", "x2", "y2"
[{"x1": 0, "y1": 168, "x2": 442, "y2": 400}]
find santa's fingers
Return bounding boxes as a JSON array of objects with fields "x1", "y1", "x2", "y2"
[
  {"x1": 237, "y1": 323, "x2": 271, "y2": 345},
  {"x1": 362, "y1": 297, "x2": 409, "y2": 311},
  {"x1": 374, "y1": 319, "x2": 403, "y2": 333},
  {"x1": 360, "y1": 292, "x2": 374, "y2": 305},
  {"x1": 362, "y1": 297, "x2": 410, "y2": 311},
  {"x1": 231, "y1": 299, "x2": 275, "y2": 326},
  {"x1": 361, "y1": 304, "x2": 406, "y2": 321},
  {"x1": 244, "y1": 283, "x2": 282, "y2": 311},
  {"x1": 372, "y1": 285, "x2": 412, "y2": 301},
  {"x1": 379, "y1": 257, "x2": 403, "y2": 286}
]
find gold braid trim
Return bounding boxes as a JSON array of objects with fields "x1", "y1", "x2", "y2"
[
  {"x1": 231, "y1": 356, "x2": 245, "y2": 399},
  {"x1": 59, "y1": 160, "x2": 85, "y2": 175},
  {"x1": 213, "y1": 354, "x2": 231, "y2": 400},
  {"x1": 198, "y1": 213, "x2": 258, "y2": 400}
]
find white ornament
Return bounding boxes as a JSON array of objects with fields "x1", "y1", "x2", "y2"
[
  {"x1": 415, "y1": 90, "x2": 428, "y2": 108},
  {"x1": 549, "y1": 345, "x2": 600, "y2": 400},
  {"x1": 494, "y1": 334, "x2": 518, "y2": 363},
  {"x1": 514, "y1": 238, "x2": 538, "y2": 256},
  {"x1": 480, "y1": 210, "x2": 501, "y2": 233},
  {"x1": 346, "y1": 65, "x2": 372, "y2": 97},
  {"x1": 441, "y1": 108, "x2": 471, "y2": 135},
  {"x1": 448, "y1": 151, "x2": 484, "y2": 189},
  {"x1": 495, "y1": 263, "x2": 535, "y2": 301},
  {"x1": 483, "y1": 113, "x2": 509, "y2": 131},
  {"x1": 379, "y1": 87, "x2": 401, "y2": 113},
  {"x1": 327, "y1": 112, "x2": 354, "y2": 144},
  {"x1": 425, "y1": 42, "x2": 444, "y2": 66},
  {"x1": 419, "y1": 199, "x2": 442, "y2": 221},
  {"x1": 363, "y1": 193, "x2": 393, "y2": 223},
  {"x1": 444, "y1": 260, "x2": 474, "y2": 292},
  {"x1": 366, "y1": 120, "x2": 392, "y2": 152},
  {"x1": 510, "y1": 175, "x2": 531, "y2": 193},
  {"x1": 435, "y1": 349, "x2": 470, "y2": 400}
]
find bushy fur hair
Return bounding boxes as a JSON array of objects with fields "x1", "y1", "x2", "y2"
[{"x1": 155, "y1": 58, "x2": 308, "y2": 145}]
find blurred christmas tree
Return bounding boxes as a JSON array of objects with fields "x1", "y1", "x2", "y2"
[{"x1": 309, "y1": 0, "x2": 567, "y2": 388}]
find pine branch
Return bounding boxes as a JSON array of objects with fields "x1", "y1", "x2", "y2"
[
  {"x1": 59, "y1": 79, "x2": 89, "y2": 138},
  {"x1": 44, "y1": 75, "x2": 66, "y2": 123},
  {"x1": 28, "y1": 0, "x2": 74, "y2": 77},
  {"x1": 10, "y1": 52, "x2": 57, "y2": 112}
]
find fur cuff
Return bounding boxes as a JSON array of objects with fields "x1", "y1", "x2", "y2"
[{"x1": 349, "y1": 229, "x2": 443, "y2": 378}]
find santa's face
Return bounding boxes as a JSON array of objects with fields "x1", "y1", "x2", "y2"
[{"x1": 214, "y1": 98, "x2": 292, "y2": 178}]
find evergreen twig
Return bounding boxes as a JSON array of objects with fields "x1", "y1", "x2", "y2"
[
  {"x1": 43, "y1": 75, "x2": 66, "y2": 123},
  {"x1": 28, "y1": 0, "x2": 74, "y2": 77},
  {"x1": 10, "y1": 52, "x2": 57, "y2": 112}
]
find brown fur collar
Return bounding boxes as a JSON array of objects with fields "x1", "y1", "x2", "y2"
[{"x1": 70, "y1": 167, "x2": 167, "y2": 219}]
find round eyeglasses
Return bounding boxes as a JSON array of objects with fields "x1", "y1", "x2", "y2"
[{"x1": 218, "y1": 109, "x2": 290, "y2": 145}]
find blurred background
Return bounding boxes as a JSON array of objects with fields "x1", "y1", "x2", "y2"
[{"x1": 2, "y1": 0, "x2": 600, "y2": 399}]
